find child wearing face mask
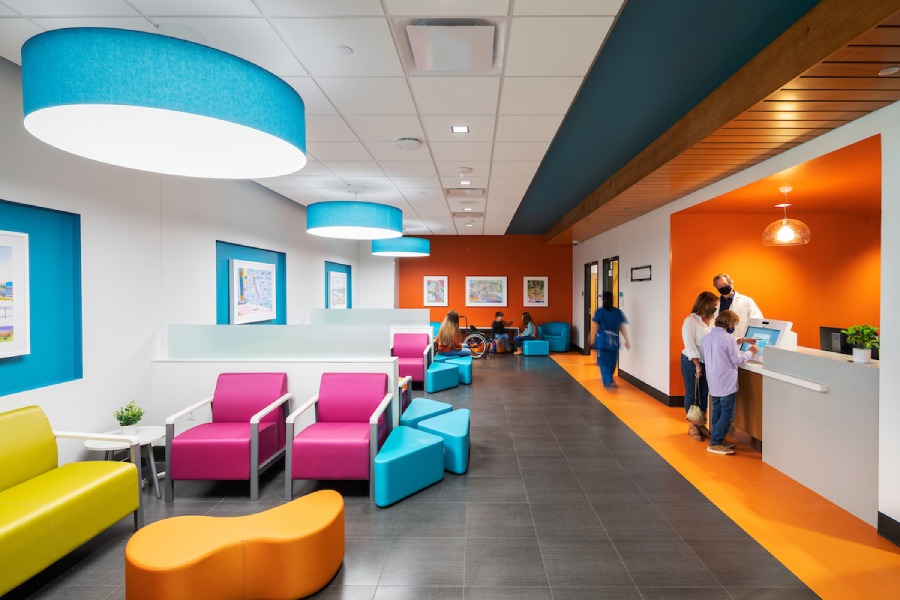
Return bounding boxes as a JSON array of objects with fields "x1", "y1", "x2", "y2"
[{"x1": 701, "y1": 310, "x2": 757, "y2": 455}]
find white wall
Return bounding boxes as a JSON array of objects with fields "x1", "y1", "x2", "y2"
[
  {"x1": 0, "y1": 58, "x2": 384, "y2": 461},
  {"x1": 573, "y1": 99, "x2": 900, "y2": 531}
]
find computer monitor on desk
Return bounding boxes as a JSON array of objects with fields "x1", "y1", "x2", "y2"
[{"x1": 740, "y1": 318, "x2": 794, "y2": 361}]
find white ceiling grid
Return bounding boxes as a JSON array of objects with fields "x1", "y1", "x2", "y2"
[{"x1": 0, "y1": 0, "x2": 624, "y2": 235}]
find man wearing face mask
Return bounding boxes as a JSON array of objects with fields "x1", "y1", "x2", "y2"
[{"x1": 712, "y1": 273, "x2": 762, "y2": 341}]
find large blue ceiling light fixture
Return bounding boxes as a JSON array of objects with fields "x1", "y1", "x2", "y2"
[
  {"x1": 306, "y1": 201, "x2": 402, "y2": 240},
  {"x1": 372, "y1": 237, "x2": 430, "y2": 257},
  {"x1": 20, "y1": 28, "x2": 306, "y2": 179}
]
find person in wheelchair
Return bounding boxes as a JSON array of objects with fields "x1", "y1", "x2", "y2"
[{"x1": 435, "y1": 310, "x2": 473, "y2": 357}]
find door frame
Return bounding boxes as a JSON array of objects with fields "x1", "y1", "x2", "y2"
[{"x1": 583, "y1": 261, "x2": 599, "y2": 354}]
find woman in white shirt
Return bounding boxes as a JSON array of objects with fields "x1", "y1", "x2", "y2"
[{"x1": 681, "y1": 291, "x2": 718, "y2": 441}]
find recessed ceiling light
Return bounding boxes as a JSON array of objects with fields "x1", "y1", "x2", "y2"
[
  {"x1": 451, "y1": 125, "x2": 469, "y2": 134},
  {"x1": 463, "y1": 207, "x2": 473, "y2": 211},
  {"x1": 878, "y1": 65, "x2": 900, "y2": 76},
  {"x1": 459, "y1": 179, "x2": 471, "y2": 186}
]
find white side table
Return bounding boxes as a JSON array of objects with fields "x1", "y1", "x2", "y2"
[{"x1": 84, "y1": 425, "x2": 165, "y2": 498}]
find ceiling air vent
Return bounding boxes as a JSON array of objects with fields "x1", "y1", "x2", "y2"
[{"x1": 407, "y1": 21, "x2": 496, "y2": 73}]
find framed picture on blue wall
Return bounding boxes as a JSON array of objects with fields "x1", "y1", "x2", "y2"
[
  {"x1": 0, "y1": 230, "x2": 30, "y2": 359},
  {"x1": 325, "y1": 261, "x2": 351, "y2": 309},
  {"x1": 229, "y1": 259, "x2": 277, "y2": 324}
]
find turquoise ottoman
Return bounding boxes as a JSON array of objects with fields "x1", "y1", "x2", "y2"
[
  {"x1": 523, "y1": 340, "x2": 550, "y2": 356},
  {"x1": 445, "y1": 356, "x2": 473, "y2": 384},
  {"x1": 374, "y1": 426, "x2": 444, "y2": 507},
  {"x1": 426, "y1": 362, "x2": 458, "y2": 393},
  {"x1": 418, "y1": 409, "x2": 471, "y2": 474},
  {"x1": 400, "y1": 398, "x2": 453, "y2": 428}
]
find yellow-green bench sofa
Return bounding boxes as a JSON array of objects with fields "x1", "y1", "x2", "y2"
[{"x1": 0, "y1": 405, "x2": 144, "y2": 595}]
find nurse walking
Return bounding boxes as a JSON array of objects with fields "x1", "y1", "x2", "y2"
[{"x1": 591, "y1": 291, "x2": 630, "y2": 387}]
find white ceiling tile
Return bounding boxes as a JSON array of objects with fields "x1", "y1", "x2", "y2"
[
  {"x1": 317, "y1": 77, "x2": 416, "y2": 114},
  {"x1": 441, "y1": 176, "x2": 489, "y2": 188},
  {"x1": 380, "y1": 162, "x2": 438, "y2": 178},
  {"x1": 506, "y1": 17, "x2": 612, "y2": 76},
  {"x1": 489, "y1": 175, "x2": 533, "y2": 189},
  {"x1": 0, "y1": 5, "x2": 15, "y2": 15},
  {"x1": 389, "y1": 176, "x2": 443, "y2": 188},
  {"x1": 496, "y1": 115, "x2": 564, "y2": 141},
  {"x1": 499, "y1": 77, "x2": 583, "y2": 114},
  {"x1": 306, "y1": 186, "x2": 359, "y2": 200},
  {"x1": 0, "y1": 19, "x2": 43, "y2": 64},
  {"x1": 130, "y1": 0, "x2": 261, "y2": 16},
  {"x1": 306, "y1": 115, "x2": 358, "y2": 142},
  {"x1": 493, "y1": 140, "x2": 549, "y2": 162},
  {"x1": 320, "y1": 161, "x2": 384, "y2": 176},
  {"x1": 514, "y1": 0, "x2": 624, "y2": 16},
  {"x1": 282, "y1": 77, "x2": 337, "y2": 115},
  {"x1": 400, "y1": 188, "x2": 446, "y2": 203},
  {"x1": 341, "y1": 176, "x2": 395, "y2": 189},
  {"x1": 430, "y1": 141, "x2": 493, "y2": 162},
  {"x1": 490, "y1": 161, "x2": 539, "y2": 177},
  {"x1": 359, "y1": 189, "x2": 406, "y2": 202},
  {"x1": 269, "y1": 188, "x2": 325, "y2": 204},
  {"x1": 448, "y1": 198, "x2": 486, "y2": 211},
  {"x1": 385, "y1": 0, "x2": 509, "y2": 17},
  {"x1": 409, "y1": 77, "x2": 500, "y2": 115},
  {"x1": 488, "y1": 188, "x2": 526, "y2": 199},
  {"x1": 343, "y1": 115, "x2": 423, "y2": 141},
  {"x1": 288, "y1": 160, "x2": 332, "y2": 178},
  {"x1": 275, "y1": 17, "x2": 402, "y2": 76},
  {"x1": 258, "y1": 0, "x2": 384, "y2": 17},
  {"x1": 307, "y1": 141, "x2": 373, "y2": 161},
  {"x1": 159, "y1": 17, "x2": 306, "y2": 76},
  {"x1": 2, "y1": 0, "x2": 137, "y2": 16},
  {"x1": 421, "y1": 115, "x2": 496, "y2": 142},
  {"x1": 435, "y1": 161, "x2": 490, "y2": 177},
  {"x1": 290, "y1": 175, "x2": 346, "y2": 188},
  {"x1": 364, "y1": 141, "x2": 432, "y2": 162},
  {"x1": 33, "y1": 17, "x2": 157, "y2": 33}
]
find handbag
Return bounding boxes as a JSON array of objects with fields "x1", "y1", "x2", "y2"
[{"x1": 686, "y1": 375, "x2": 706, "y2": 425}]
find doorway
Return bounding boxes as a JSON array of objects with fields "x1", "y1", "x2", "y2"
[
  {"x1": 583, "y1": 262, "x2": 599, "y2": 353},
  {"x1": 602, "y1": 256, "x2": 620, "y2": 307}
]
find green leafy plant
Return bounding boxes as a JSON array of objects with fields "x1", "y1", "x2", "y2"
[
  {"x1": 841, "y1": 324, "x2": 880, "y2": 349},
  {"x1": 113, "y1": 401, "x2": 144, "y2": 427}
]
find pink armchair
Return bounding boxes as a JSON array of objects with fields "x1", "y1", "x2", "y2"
[
  {"x1": 285, "y1": 372, "x2": 393, "y2": 501},
  {"x1": 392, "y1": 333, "x2": 431, "y2": 383},
  {"x1": 164, "y1": 372, "x2": 292, "y2": 502}
]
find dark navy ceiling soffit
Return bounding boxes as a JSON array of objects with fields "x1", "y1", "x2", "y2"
[{"x1": 507, "y1": 0, "x2": 820, "y2": 235}]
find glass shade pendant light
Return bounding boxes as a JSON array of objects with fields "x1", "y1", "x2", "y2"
[
  {"x1": 21, "y1": 28, "x2": 307, "y2": 179},
  {"x1": 762, "y1": 186, "x2": 811, "y2": 246},
  {"x1": 371, "y1": 237, "x2": 430, "y2": 257}
]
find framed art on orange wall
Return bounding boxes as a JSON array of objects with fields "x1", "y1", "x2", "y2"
[
  {"x1": 424, "y1": 275, "x2": 447, "y2": 307},
  {"x1": 524, "y1": 276, "x2": 548, "y2": 307}
]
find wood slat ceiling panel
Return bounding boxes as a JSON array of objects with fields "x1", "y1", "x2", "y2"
[{"x1": 544, "y1": 0, "x2": 900, "y2": 245}]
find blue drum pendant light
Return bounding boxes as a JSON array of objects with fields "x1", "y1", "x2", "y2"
[
  {"x1": 372, "y1": 237, "x2": 430, "y2": 257},
  {"x1": 21, "y1": 28, "x2": 306, "y2": 179},
  {"x1": 306, "y1": 201, "x2": 402, "y2": 240}
]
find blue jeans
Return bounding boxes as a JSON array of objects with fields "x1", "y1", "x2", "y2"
[
  {"x1": 437, "y1": 347, "x2": 472, "y2": 357},
  {"x1": 512, "y1": 335, "x2": 533, "y2": 350},
  {"x1": 493, "y1": 333, "x2": 510, "y2": 351},
  {"x1": 709, "y1": 392, "x2": 736, "y2": 446},
  {"x1": 680, "y1": 354, "x2": 709, "y2": 417},
  {"x1": 597, "y1": 349, "x2": 618, "y2": 387}
]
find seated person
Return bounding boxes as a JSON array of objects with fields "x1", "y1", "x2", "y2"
[
  {"x1": 512, "y1": 312, "x2": 537, "y2": 355},
  {"x1": 435, "y1": 310, "x2": 472, "y2": 357},
  {"x1": 491, "y1": 311, "x2": 511, "y2": 353}
]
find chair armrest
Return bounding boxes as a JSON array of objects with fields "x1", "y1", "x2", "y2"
[
  {"x1": 165, "y1": 396, "x2": 214, "y2": 425},
  {"x1": 54, "y1": 430, "x2": 140, "y2": 464},
  {"x1": 286, "y1": 395, "x2": 319, "y2": 425},
  {"x1": 250, "y1": 392, "x2": 293, "y2": 424},
  {"x1": 399, "y1": 375, "x2": 412, "y2": 391},
  {"x1": 369, "y1": 391, "x2": 394, "y2": 426}
]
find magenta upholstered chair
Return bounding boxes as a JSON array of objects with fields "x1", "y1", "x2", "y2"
[
  {"x1": 285, "y1": 372, "x2": 393, "y2": 501},
  {"x1": 392, "y1": 333, "x2": 431, "y2": 383},
  {"x1": 164, "y1": 372, "x2": 292, "y2": 502}
]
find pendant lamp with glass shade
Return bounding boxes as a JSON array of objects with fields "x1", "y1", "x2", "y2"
[
  {"x1": 372, "y1": 237, "x2": 430, "y2": 257},
  {"x1": 307, "y1": 187, "x2": 402, "y2": 240},
  {"x1": 21, "y1": 28, "x2": 306, "y2": 179},
  {"x1": 762, "y1": 186, "x2": 811, "y2": 246}
]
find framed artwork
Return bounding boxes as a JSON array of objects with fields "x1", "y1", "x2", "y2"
[
  {"x1": 325, "y1": 261, "x2": 351, "y2": 309},
  {"x1": 524, "y1": 276, "x2": 549, "y2": 307},
  {"x1": 229, "y1": 259, "x2": 277, "y2": 324},
  {"x1": 0, "y1": 230, "x2": 30, "y2": 358},
  {"x1": 465, "y1": 276, "x2": 507, "y2": 307},
  {"x1": 423, "y1": 275, "x2": 448, "y2": 306}
]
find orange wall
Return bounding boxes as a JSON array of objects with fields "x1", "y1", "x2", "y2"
[
  {"x1": 669, "y1": 212, "x2": 880, "y2": 395},
  {"x1": 398, "y1": 235, "x2": 573, "y2": 329}
]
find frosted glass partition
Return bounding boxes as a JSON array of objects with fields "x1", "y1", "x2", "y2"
[
  {"x1": 308, "y1": 308, "x2": 430, "y2": 326},
  {"x1": 167, "y1": 324, "x2": 389, "y2": 359}
]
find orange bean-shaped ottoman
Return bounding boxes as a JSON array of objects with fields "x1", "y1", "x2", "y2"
[{"x1": 125, "y1": 490, "x2": 344, "y2": 600}]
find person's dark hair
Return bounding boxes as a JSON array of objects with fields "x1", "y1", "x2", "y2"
[
  {"x1": 522, "y1": 312, "x2": 533, "y2": 326},
  {"x1": 601, "y1": 291, "x2": 614, "y2": 310},
  {"x1": 691, "y1": 291, "x2": 718, "y2": 317},
  {"x1": 495, "y1": 311, "x2": 504, "y2": 318},
  {"x1": 714, "y1": 309, "x2": 740, "y2": 329}
]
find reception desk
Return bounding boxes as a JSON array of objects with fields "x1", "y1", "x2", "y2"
[{"x1": 736, "y1": 346, "x2": 879, "y2": 526}]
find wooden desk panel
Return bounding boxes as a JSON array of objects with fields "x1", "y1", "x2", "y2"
[{"x1": 735, "y1": 368, "x2": 763, "y2": 442}]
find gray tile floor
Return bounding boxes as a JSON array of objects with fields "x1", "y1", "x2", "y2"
[{"x1": 7, "y1": 355, "x2": 818, "y2": 599}]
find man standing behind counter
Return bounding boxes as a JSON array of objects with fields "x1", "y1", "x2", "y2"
[{"x1": 713, "y1": 273, "x2": 762, "y2": 341}]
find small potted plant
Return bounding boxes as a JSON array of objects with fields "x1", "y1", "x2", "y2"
[
  {"x1": 114, "y1": 401, "x2": 144, "y2": 435},
  {"x1": 841, "y1": 324, "x2": 879, "y2": 363}
]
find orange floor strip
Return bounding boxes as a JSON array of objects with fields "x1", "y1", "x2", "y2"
[{"x1": 553, "y1": 352, "x2": 900, "y2": 600}]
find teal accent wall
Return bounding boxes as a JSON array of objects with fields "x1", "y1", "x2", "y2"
[
  {"x1": 216, "y1": 241, "x2": 286, "y2": 324},
  {"x1": 0, "y1": 199, "x2": 83, "y2": 396},
  {"x1": 325, "y1": 261, "x2": 352, "y2": 308}
]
